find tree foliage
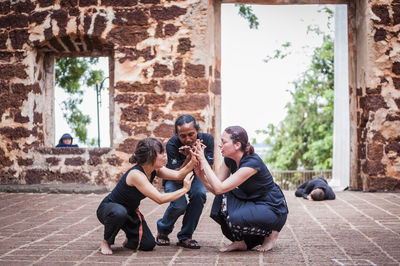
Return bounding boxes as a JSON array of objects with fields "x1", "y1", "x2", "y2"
[
  {"x1": 236, "y1": 4, "x2": 259, "y2": 29},
  {"x1": 55, "y1": 57, "x2": 104, "y2": 145},
  {"x1": 258, "y1": 9, "x2": 334, "y2": 170}
]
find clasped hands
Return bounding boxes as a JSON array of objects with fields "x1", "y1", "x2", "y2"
[{"x1": 178, "y1": 140, "x2": 208, "y2": 168}]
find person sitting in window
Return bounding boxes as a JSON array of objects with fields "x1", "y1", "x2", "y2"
[{"x1": 56, "y1": 133, "x2": 79, "y2": 147}]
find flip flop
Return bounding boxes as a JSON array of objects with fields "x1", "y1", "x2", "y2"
[
  {"x1": 155, "y1": 233, "x2": 170, "y2": 246},
  {"x1": 177, "y1": 239, "x2": 201, "y2": 249}
]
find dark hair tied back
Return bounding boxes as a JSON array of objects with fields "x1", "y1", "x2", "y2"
[
  {"x1": 129, "y1": 138, "x2": 164, "y2": 165},
  {"x1": 225, "y1": 126, "x2": 254, "y2": 155},
  {"x1": 245, "y1": 142, "x2": 254, "y2": 155}
]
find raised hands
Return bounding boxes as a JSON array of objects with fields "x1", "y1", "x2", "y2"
[
  {"x1": 178, "y1": 145, "x2": 192, "y2": 156},
  {"x1": 192, "y1": 139, "x2": 207, "y2": 163},
  {"x1": 183, "y1": 173, "x2": 195, "y2": 192},
  {"x1": 187, "y1": 148, "x2": 199, "y2": 168}
]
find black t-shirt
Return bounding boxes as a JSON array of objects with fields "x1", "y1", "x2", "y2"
[
  {"x1": 163, "y1": 132, "x2": 214, "y2": 185},
  {"x1": 224, "y1": 153, "x2": 288, "y2": 213},
  {"x1": 107, "y1": 164, "x2": 156, "y2": 214},
  {"x1": 224, "y1": 153, "x2": 274, "y2": 200}
]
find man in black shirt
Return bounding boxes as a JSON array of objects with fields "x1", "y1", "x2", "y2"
[
  {"x1": 295, "y1": 177, "x2": 336, "y2": 201},
  {"x1": 156, "y1": 115, "x2": 214, "y2": 249}
]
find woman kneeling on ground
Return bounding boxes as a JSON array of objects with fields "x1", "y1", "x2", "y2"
[
  {"x1": 96, "y1": 137, "x2": 196, "y2": 254},
  {"x1": 193, "y1": 126, "x2": 288, "y2": 252}
]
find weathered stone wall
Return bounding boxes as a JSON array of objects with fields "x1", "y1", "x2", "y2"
[
  {"x1": 352, "y1": 1, "x2": 400, "y2": 191},
  {"x1": 0, "y1": 0, "x2": 219, "y2": 189},
  {"x1": 0, "y1": 0, "x2": 399, "y2": 191}
]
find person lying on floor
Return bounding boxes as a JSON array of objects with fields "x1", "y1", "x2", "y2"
[{"x1": 295, "y1": 177, "x2": 336, "y2": 201}]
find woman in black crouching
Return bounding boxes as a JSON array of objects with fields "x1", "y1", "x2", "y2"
[{"x1": 96, "y1": 137, "x2": 196, "y2": 254}]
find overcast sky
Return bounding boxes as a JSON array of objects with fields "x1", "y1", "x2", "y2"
[{"x1": 55, "y1": 4, "x2": 333, "y2": 147}]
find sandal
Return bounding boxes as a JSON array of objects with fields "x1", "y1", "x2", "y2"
[
  {"x1": 155, "y1": 233, "x2": 170, "y2": 246},
  {"x1": 177, "y1": 239, "x2": 201, "y2": 249}
]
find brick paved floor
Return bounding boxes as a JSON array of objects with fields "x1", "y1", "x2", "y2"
[{"x1": 0, "y1": 191, "x2": 399, "y2": 265}]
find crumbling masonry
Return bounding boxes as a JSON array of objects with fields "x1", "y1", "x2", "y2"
[{"x1": 0, "y1": 0, "x2": 399, "y2": 191}]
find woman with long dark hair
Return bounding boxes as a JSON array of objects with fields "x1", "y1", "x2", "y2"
[
  {"x1": 96, "y1": 137, "x2": 197, "y2": 254},
  {"x1": 193, "y1": 126, "x2": 288, "y2": 252}
]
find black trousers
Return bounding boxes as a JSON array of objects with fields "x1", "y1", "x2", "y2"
[
  {"x1": 96, "y1": 197, "x2": 156, "y2": 251},
  {"x1": 211, "y1": 194, "x2": 288, "y2": 250}
]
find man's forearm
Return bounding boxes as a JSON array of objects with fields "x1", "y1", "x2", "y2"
[{"x1": 176, "y1": 156, "x2": 190, "y2": 171}]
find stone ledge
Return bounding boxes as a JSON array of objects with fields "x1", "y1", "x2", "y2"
[{"x1": 0, "y1": 183, "x2": 109, "y2": 194}]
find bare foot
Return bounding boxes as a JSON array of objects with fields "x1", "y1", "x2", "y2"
[
  {"x1": 100, "y1": 240, "x2": 113, "y2": 255},
  {"x1": 257, "y1": 231, "x2": 279, "y2": 252},
  {"x1": 122, "y1": 237, "x2": 128, "y2": 247},
  {"x1": 219, "y1": 240, "x2": 247, "y2": 252}
]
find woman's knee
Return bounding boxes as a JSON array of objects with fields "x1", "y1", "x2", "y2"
[
  {"x1": 226, "y1": 213, "x2": 242, "y2": 226},
  {"x1": 108, "y1": 205, "x2": 128, "y2": 222}
]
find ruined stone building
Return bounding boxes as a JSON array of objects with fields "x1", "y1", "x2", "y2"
[{"x1": 0, "y1": 0, "x2": 399, "y2": 191}]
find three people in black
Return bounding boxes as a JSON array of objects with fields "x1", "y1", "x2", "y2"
[{"x1": 96, "y1": 116, "x2": 334, "y2": 254}]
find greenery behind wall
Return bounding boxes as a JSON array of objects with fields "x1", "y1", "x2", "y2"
[{"x1": 257, "y1": 7, "x2": 334, "y2": 171}]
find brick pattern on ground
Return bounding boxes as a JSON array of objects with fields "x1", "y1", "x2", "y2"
[{"x1": 0, "y1": 191, "x2": 399, "y2": 265}]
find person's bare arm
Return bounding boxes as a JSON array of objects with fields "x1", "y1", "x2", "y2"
[
  {"x1": 193, "y1": 143, "x2": 257, "y2": 194},
  {"x1": 216, "y1": 163, "x2": 230, "y2": 182},
  {"x1": 194, "y1": 163, "x2": 215, "y2": 194},
  {"x1": 203, "y1": 164, "x2": 256, "y2": 194},
  {"x1": 127, "y1": 170, "x2": 194, "y2": 204},
  {"x1": 156, "y1": 151, "x2": 197, "y2": 181}
]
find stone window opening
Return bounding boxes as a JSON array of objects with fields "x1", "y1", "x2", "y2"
[
  {"x1": 54, "y1": 56, "x2": 111, "y2": 148},
  {"x1": 38, "y1": 36, "x2": 115, "y2": 150}
]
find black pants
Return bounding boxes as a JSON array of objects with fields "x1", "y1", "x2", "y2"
[
  {"x1": 211, "y1": 194, "x2": 288, "y2": 250},
  {"x1": 96, "y1": 197, "x2": 156, "y2": 251}
]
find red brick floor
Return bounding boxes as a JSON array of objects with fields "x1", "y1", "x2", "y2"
[{"x1": 0, "y1": 191, "x2": 399, "y2": 265}]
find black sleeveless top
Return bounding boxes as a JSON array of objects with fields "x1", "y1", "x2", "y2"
[{"x1": 107, "y1": 165, "x2": 156, "y2": 214}]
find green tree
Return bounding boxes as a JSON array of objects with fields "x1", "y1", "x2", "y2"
[
  {"x1": 258, "y1": 8, "x2": 334, "y2": 170},
  {"x1": 55, "y1": 57, "x2": 104, "y2": 145},
  {"x1": 236, "y1": 4, "x2": 259, "y2": 29}
]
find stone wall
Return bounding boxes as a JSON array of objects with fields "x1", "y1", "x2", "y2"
[
  {"x1": 0, "y1": 0, "x2": 399, "y2": 191},
  {"x1": 352, "y1": 1, "x2": 400, "y2": 191},
  {"x1": 0, "y1": 0, "x2": 219, "y2": 189}
]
